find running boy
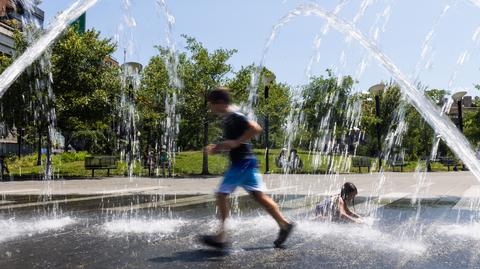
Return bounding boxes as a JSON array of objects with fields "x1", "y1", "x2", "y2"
[{"x1": 200, "y1": 87, "x2": 295, "y2": 248}]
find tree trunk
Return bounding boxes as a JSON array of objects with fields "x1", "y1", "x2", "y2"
[
  {"x1": 17, "y1": 127, "x2": 22, "y2": 158},
  {"x1": 37, "y1": 125, "x2": 42, "y2": 166},
  {"x1": 201, "y1": 91, "x2": 209, "y2": 175},
  {"x1": 45, "y1": 127, "x2": 53, "y2": 180}
]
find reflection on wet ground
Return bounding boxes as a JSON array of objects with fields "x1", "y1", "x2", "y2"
[{"x1": 0, "y1": 193, "x2": 480, "y2": 268}]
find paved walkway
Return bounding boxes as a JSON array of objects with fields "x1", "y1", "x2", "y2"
[{"x1": 0, "y1": 171, "x2": 478, "y2": 199}]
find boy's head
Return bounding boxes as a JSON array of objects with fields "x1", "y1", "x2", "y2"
[{"x1": 208, "y1": 87, "x2": 231, "y2": 113}]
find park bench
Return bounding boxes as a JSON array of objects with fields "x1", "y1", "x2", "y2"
[
  {"x1": 439, "y1": 157, "x2": 459, "y2": 171},
  {"x1": 387, "y1": 159, "x2": 406, "y2": 172},
  {"x1": 84, "y1": 156, "x2": 117, "y2": 177},
  {"x1": 351, "y1": 156, "x2": 372, "y2": 173}
]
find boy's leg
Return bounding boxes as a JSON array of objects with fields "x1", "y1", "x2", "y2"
[
  {"x1": 250, "y1": 191, "x2": 289, "y2": 228},
  {"x1": 202, "y1": 166, "x2": 237, "y2": 244},
  {"x1": 250, "y1": 190, "x2": 295, "y2": 247},
  {"x1": 199, "y1": 174, "x2": 236, "y2": 248},
  {"x1": 241, "y1": 165, "x2": 290, "y2": 228},
  {"x1": 215, "y1": 192, "x2": 229, "y2": 240}
]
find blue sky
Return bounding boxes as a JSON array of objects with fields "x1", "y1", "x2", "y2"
[{"x1": 39, "y1": 0, "x2": 480, "y2": 96}]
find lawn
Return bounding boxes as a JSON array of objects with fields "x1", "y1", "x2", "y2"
[{"x1": 2, "y1": 149, "x2": 460, "y2": 179}]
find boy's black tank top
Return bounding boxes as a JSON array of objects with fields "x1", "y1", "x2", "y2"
[{"x1": 223, "y1": 112, "x2": 254, "y2": 162}]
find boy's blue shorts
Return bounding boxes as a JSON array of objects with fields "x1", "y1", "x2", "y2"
[{"x1": 217, "y1": 158, "x2": 266, "y2": 194}]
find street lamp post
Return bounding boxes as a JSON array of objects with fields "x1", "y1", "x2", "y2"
[
  {"x1": 452, "y1": 91, "x2": 467, "y2": 170},
  {"x1": 369, "y1": 83, "x2": 385, "y2": 169},
  {"x1": 263, "y1": 72, "x2": 276, "y2": 174},
  {"x1": 17, "y1": 127, "x2": 24, "y2": 158},
  {"x1": 452, "y1": 91, "x2": 467, "y2": 133}
]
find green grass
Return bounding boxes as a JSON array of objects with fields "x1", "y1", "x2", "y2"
[
  {"x1": 3, "y1": 149, "x2": 460, "y2": 178},
  {"x1": 173, "y1": 151, "x2": 229, "y2": 175}
]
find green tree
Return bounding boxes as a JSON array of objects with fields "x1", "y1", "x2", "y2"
[
  {"x1": 179, "y1": 35, "x2": 236, "y2": 175},
  {"x1": 227, "y1": 65, "x2": 292, "y2": 148},
  {"x1": 51, "y1": 27, "x2": 121, "y2": 153},
  {"x1": 401, "y1": 88, "x2": 447, "y2": 161},
  {"x1": 464, "y1": 86, "x2": 480, "y2": 147},
  {"x1": 357, "y1": 82, "x2": 402, "y2": 159},
  {"x1": 137, "y1": 51, "x2": 173, "y2": 162},
  {"x1": 0, "y1": 28, "x2": 47, "y2": 161},
  {"x1": 300, "y1": 70, "x2": 355, "y2": 148}
]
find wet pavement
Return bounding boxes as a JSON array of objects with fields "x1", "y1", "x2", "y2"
[{"x1": 1, "y1": 193, "x2": 480, "y2": 268}]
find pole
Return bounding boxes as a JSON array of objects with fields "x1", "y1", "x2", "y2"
[
  {"x1": 457, "y1": 99, "x2": 465, "y2": 170},
  {"x1": 201, "y1": 89, "x2": 209, "y2": 175},
  {"x1": 265, "y1": 84, "x2": 270, "y2": 174},
  {"x1": 457, "y1": 100, "x2": 463, "y2": 133},
  {"x1": 375, "y1": 95, "x2": 382, "y2": 169},
  {"x1": 17, "y1": 128, "x2": 23, "y2": 158}
]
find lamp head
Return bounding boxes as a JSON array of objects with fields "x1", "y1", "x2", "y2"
[
  {"x1": 452, "y1": 91, "x2": 467, "y2": 101},
  {"x1": 368, "y1": 83, "x2": 385, "y2": 96},
  {"x1": 262, "y1": 72, "x2": 276, "y2": 85}
]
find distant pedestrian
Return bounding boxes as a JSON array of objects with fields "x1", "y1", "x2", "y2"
[
  {"x1": 159, "y1": 146, "x2": 171, "y2": 177},
  {"x1": 288, "y1": 148, "x2": 303, "y2": 172},
  {"x1": 275, "y1": 148, "x2": 287, "y2": 168},
  {"x1": 146, "y1": 150, "x2": 154, "y2": 176},
  {"x1": 200, "y1": 87, "x2": 295, "y2": 249},
  {"x1": 0, "y1": 155, "x2": 9, "y2": 180}
]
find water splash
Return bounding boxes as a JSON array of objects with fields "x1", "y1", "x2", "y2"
[
  {"x1": 469, "y1": 0, "x2": 480, "y2": 9},
  {"x1": 0, "y1": 0, "x2": 99, "y2": 98},
  {"x1": 156, "y1": 0, "x2": 182, "y2": 175},
  {"x1": 116, "y1": 0, "x2": 137, "y2": 59},
  {"x1": 436, "y1": 222, "x2": 480, "y2": 240},
  {"x1": 156, "y1": 0, "x2": 182, "y2": 89},
  {"x1": 281, "y1": 86, "x2": 306, "y2": 174},
  {"x1": 473, "y1": 25, "x2": 480, "y2": 46},
  {"x1": 354, "y1": 0, "x2": 393, "y2": 79},
  {"x1": 245, "y1": 6, "x2": 305, "y2": 119},
  {"x1": 102, "y1": 218, "x2": 185, "y2": 234},
  {"x1": 118, "y1": 62, "x2": 142, "y2": 178},
  {"x1": 12, "y1": 1, "x2": 58, "y2": 181},
  {"x1": 297, "y1": 220, "x2": 426, "y2": 255},
  {"x1": 419, "y1": 4, "x2": 451, "y2": 60},
  {"x1": 0, "y1": 216, "x2": 75, "y2": 243},
  {"x1": 353, "y1": 0, "x2": 377, "y2": 25},
  {"x1": 115, "y1": 0, "x2": 142, "y2": 178},
  {"x1": 306, "y1": 82, "x2": 362, "y2": 175},
  {"x1": 305, "y1": 0, "x2": 350, "y2": 79},
  {"x1": 447, "y1": 21, "x2": 480, "y2": 88}
]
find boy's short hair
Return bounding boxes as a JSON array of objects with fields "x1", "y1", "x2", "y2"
[{"x1": 208, "y1": 87, "x2": 231, "y2": 104}]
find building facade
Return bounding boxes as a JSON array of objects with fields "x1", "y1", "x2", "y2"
[{"x1": 0, "y1": 0, "x2": 44, "y2": 56}]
